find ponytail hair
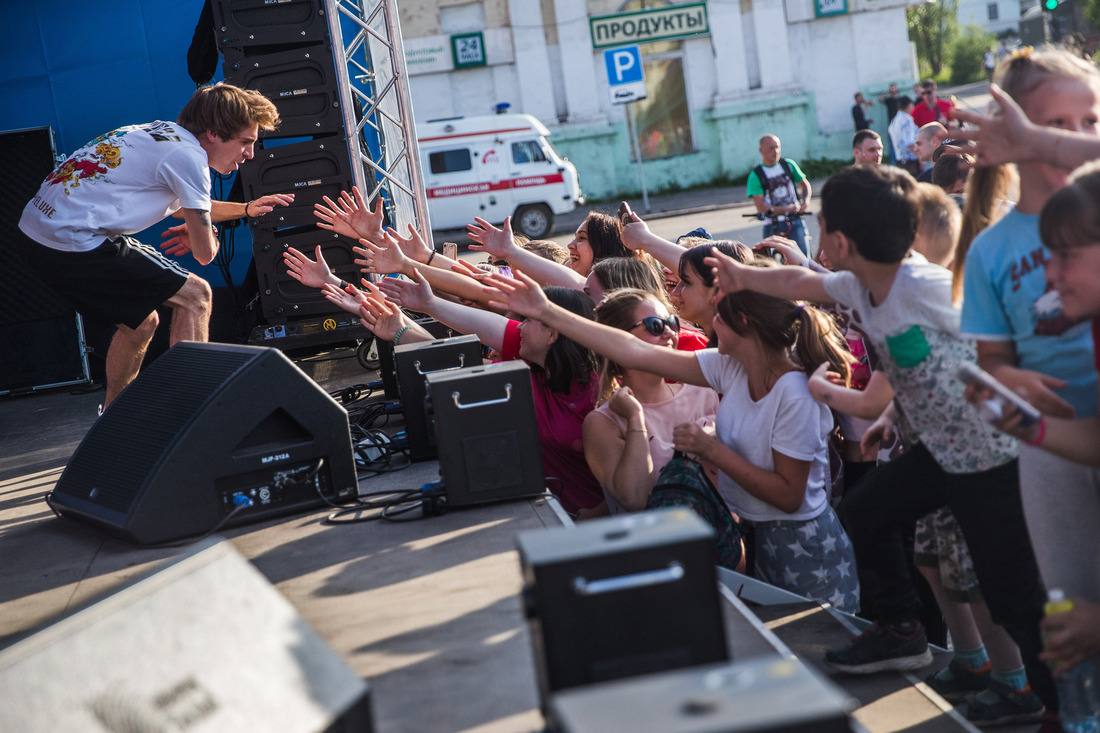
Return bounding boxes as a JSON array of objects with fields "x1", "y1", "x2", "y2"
[
  {"x1": 952, "y1": 164, "x2": 1016, "y2": 303},
  {"x1": 716, "y1": 288, "x2": 851, "y2": 386}
]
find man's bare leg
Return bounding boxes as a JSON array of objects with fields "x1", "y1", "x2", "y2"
[
  {"x1": 103, "y1": 311, "x2": 159, "y2": 409},
  {"x1": 165, "y1": 274, "x2": 213, "y2": 344}
]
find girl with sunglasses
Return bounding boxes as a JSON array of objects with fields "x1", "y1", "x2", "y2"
[
  {"x1": 582, "y1": 289, "x2": 719, "y2": 515},
  {"x1": 481, "y1": 264, "x2": 861, "y2": 612}
]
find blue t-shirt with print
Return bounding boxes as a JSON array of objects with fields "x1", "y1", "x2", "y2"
[{"x1": 961, "y1": 209, "x2": 1097, "y2": 418}]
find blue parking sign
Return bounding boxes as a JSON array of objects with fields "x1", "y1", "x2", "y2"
[{"x1": 603, "y1": 46, "x2": 647, "y2": 105}]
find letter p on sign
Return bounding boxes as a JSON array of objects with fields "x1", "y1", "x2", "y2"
[{"x1": 604, "y1": 45, "x2": 647, "y2": 105}]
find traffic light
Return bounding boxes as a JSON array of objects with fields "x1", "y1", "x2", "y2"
[{"x1": 1043, "y1": 0, "x2": 1058, "y2": 11}]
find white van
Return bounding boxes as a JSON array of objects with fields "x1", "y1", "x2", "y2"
[{"x1": 416, "y1": 114, "x2": 584, "y2": 239}]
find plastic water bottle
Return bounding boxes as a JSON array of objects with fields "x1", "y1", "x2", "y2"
[{"x1": 1046, "y1": 589, "x2": 1100, "y2": 733}]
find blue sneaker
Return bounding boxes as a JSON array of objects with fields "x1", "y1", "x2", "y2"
[{"x1": 959, "y1": 680, "x2": 1045, "y2": 727}]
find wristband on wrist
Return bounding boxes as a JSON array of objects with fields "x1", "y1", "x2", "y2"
[
  {"x1": 765, "y1": 207, "x2": 774, "y2": 217},
  {"x1": 393, "y1": 324, "x2": 411, "y2": 346},
  {"x1": 1023, "y1": 417, "x2": 1047, "y2": 447},
  {"x1": 244, "y1": 200, "x2": 253, "y2": 219},
  {"x1": 426, "y1": 250, "x2": 437, "y2": 267}
]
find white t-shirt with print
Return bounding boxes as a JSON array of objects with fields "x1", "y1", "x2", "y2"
[
  {"x1": 823, "y1": 254, "x2": 1017, "y2": 474},
  {"x1": 695, "y1": 349, "x2": 832, "y2": 522},
  {"x1": 20, "y1": 121, "x2": 211, "y2": 252}
]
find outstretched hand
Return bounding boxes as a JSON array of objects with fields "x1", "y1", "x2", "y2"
[
  {"x1": 704, "y1": 246, "x2": 751, "y2": 294},
  {"x1": 386, "y1": 224, "x2": 433, "y2": 263},
  {"x1": 480, "y1": 268, "x2": 550, "y2": 319},
  {"x1": 284, "y1": 245, "x2": 339, "y2": 289},
  {"x1": 467, "y1": 216, "x2": 518, "y2": 260},
  {"x1": 315, "y1": 186, "x2": 385, "y2": 242},
  {"x1": 353, "y1": 231, "x2": 408, "y2": 275},
  {"x1": 320, "y1": 281, "x2": 369, "y2": 315},
  {"x1": 160, "y1": 224, "x2": 199, "y2": 257},
  {"x1": 755, "y1": 236, "x2": 807, "y2": 266},
  {"x1": 952, "y1": 84, "x2": 1037, "y2": 167},
  {"x1": 357, "y1": 284, "x2": 407, "y2": 342},
  {"x1": 377, "y1": 268, "x2": 435, "y2": 314},
  {"x1": 248, "y1": 193, "x2": 295, "y2": 220}
]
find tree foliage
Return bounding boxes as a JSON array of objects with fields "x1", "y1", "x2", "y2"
[
  {"x1": 908, "y1": 0, "x2": 960, "y2": 77},
  {"x1": 952, "y1": 25, "x2": 997, "y2": 83}
]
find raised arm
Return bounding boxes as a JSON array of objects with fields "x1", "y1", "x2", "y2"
[
  {"x1": 354, "y1": 233, "x2": 498, "y2": 307},
  {"x1": 481, "y1": 269, "x2": 707, "y2": 386},
  {"x1": 210, "y1": 193, "x2": 294, "y2": 224},
  {"x1": 583, "y1": 388, "x2": 657, "y2": 512},
  {"x1": 378, "y1": 269, "x2": 509, "y2": 352},
  {"x1": 808, "y1": 366, "x2": 895, "y2": 420},
  {"x1": 620, "y1": 214, "x2": 686, "y2": 273},
  {"x1": 953, "y1": 84, "x2": 1100, "y2": 169},
  {"x1": 314, "y1": 186, "x2": 386, "y2": 243},
  {"x1": 706, "y1": 246, "x2": 834, "y2": 304},
  {"x1": 179, "y1": 208, "x2": 219, "y2": 265},
  {"x1": 468, "y1": 216, "x2": 585, "y2": 289}
]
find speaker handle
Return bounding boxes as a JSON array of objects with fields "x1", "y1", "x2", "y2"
[
  {"x1": 571, "y1": 562, "x2": 684, "y2": 596},
  {"x1": 414, "y1": 354, "x2": 467, "y2": 375},
  {"x1": 452, "y1": 383, "x2": 512, "y2": 410}
]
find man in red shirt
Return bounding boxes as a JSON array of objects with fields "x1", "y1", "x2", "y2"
[{"x1": 912, "y1": 80, "x2": 954, "y2": 127}]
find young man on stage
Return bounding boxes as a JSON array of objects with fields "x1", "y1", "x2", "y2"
[{"x1": 18, "y1": 83, "x2": 293, "y2": 410}]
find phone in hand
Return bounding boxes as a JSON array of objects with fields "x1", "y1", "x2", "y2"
[
  {"x1": 957, "y1": 362, "x2": 1042, "y2": 427},
  {"x1": 442, "y1": 242, "x2": 458, "y2": 260},
  {"x1": 617, "y1": 201, "x2": 633, "y2": 226}
]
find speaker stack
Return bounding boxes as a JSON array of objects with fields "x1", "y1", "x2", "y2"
[{"x1": 212, "y1": 0, "x2": 365, "y2": 329}]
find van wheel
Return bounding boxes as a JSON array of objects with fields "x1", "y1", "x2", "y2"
[{"x1": 514, "y1": 205, "x2": 553, "y2": 239}]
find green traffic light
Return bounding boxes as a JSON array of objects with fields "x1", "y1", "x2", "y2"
[{"x1": 1043, "y1": 0, "x2": 1058, "y2": 10}]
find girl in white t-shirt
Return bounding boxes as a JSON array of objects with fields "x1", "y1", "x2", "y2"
[{"x1": 483, "y1": 266, "x2": 861, "y2": 612}]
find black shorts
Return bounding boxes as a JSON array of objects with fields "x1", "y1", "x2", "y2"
[{"x1": 17, "y1": 233, "x2": 190, "y2": 329}]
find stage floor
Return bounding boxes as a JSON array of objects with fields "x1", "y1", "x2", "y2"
[{"x1": 0, "y1": 346, "x2": 1034, "y2": 732}]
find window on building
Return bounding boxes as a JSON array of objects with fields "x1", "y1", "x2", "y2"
[
  {"x1": 511, "y1": 140, "x2": 547, "y2": 164},
  {"x1": 620, "y1": 0, "x2": 695, "y2": 160},
  {"x1": 988, "y1": 2, "x2": 999, "y2": 20},
  {"x1": 429, "y1": 149, "x2": 472, "y2": 174}
]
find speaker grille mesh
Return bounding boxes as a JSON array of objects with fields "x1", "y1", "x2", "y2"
[{"x1": 62, "y1": 347, "x2": 256, "y2": 513}]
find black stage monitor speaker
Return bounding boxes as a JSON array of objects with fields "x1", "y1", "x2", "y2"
[
  {"x1": 517, "y1": 510, "x2": 730, "y2": 707},
  {"x1": 49, "y1": 342, "x2": 358, "y2": 545},
  {"x1": 394, "y1": 334, "x2": 483, "y2": 460},
  {"x1": 426, "y1": 360, "x2": 545, "y2": 507},
  {"x1": 551, "y1": 658, "x2": 854, "y2": 733},
  {"x1": 0, "y1": 539, "x2": 374, "y2": 732},
  {"x1": 377, "y1": 316, "x2": 455, "y2": 398}
]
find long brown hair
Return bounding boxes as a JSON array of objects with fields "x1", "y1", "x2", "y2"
[{"x1": 715, "y1": 286, "x2": 851, "y2": 386}]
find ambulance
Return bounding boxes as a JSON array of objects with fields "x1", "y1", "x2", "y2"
[{"x1": 416, "y1": 114, "x2": 584, "y2": 239}]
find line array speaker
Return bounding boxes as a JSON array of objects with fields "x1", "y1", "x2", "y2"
[{"x1": 48, "y1": 341, "x2": 358, "y2": 545}]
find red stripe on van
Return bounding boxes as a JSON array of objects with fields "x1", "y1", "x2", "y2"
[
  {"x1": 418, "y1": 127, "x2": 532, "y2": 143},
  {"x1": 426, "y1": 173, "x2": 564, "y2": 199}
]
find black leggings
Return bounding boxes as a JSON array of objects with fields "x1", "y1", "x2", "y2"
[{"x1": 838, "y1": 443, "x2": 1055, "y2": 710}]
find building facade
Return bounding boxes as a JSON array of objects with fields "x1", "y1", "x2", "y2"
[{"x1": 397, "y1": 0, "x2": 918, "y2": 200}]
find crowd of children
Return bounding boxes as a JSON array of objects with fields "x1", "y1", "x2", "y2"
[{"x1": 284, "y1": 48, "x2": 1100, "y2": 732}]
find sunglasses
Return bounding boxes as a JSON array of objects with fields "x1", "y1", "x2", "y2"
[
  {"x1": 922, "y1": 91, "x2": 934, "y2": 96},
  {"x1": 632, "y1": 314, "x2": 680, "y2": 336}
]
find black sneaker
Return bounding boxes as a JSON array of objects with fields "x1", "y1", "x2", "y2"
[
  {"x1": 959, "y1": 680, "x2": 1045, "y2": 727},
  {"x1": 925, "y1": 659, "x2": 992, "y2": 702},
  {"x1": 825, "y1": 621, "x2": 934, "y2": 674}
]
